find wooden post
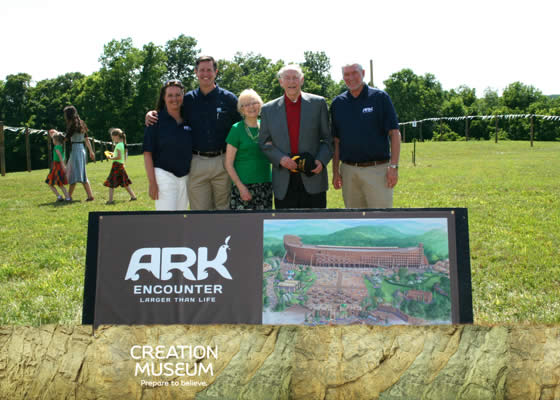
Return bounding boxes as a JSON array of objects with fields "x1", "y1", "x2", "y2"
[
  {"x1": 91, "y1": 137, "x2": 96, "y2": 163},
  {"x1": 47, "y1": 133, "x2": 52, "y2": 170},
  {"x1": 465, "y1": 118, "x2": 470, "y2": 141},
  {"x1": 413, "y1": 139, "x2": 416, "y2": 166},
  {"x1": 419, "y1": 122, "x2": 423, "y2": 142},
  {"x1": 0, "y1": 122, "x2": 5, "y2": 176},
  {"x1": 25, "y1": 127, "x2": 31, "y2": 172},
  {"x1": 495, "y1": 116, "x2": 498, "y2": 143},
  {"x1": 530, "y1": 115, "x2": 534, "y2": 147},
  {"x1": 402, "y1": 125, "x2": 406, "y2": 143},
  {"x1": 369, "y1": 59, "x2": 374, "y2": 87}
]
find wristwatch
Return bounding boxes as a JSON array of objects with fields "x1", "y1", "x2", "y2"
[{"x1": 388, "y1": 164, "x2": 399, "y2": 169}]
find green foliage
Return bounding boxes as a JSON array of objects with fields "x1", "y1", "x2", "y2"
[
  {"x1": 301, "y1": 51, "x2": 338, "y2": 102},
  {"x1": 2, "y1": 37, "x2": 560, "y2": 173},
  {"x1": 263, "y1": 236, "x2": 286, "y2": 258},
  {"x1": 164, "y1": 34, "x2": 199, "y2": 91},
  {"x1": 432, "y1": 122, "x2": 463, "y2": 141},
  {"x1": 27, "y1": 72, "x2": 86, "y2": 129},
  {"x1": 130, "y1": 42, "x2": 168, "y2": 142},
  {"x1": 2, "y1": 73, "x2": 32, "y2": 125},
  {"x1": 384, "y1": 69, "x2": 444, "y2": 124},
  {"x1": 216, "y1": 52, "x2": 284, "y2": 102},
  {"x1": 1, "y1": 129, "x2": 51, "y2": 173},
  {"x1": 502, "y1": 81, "x2": 544, "y2": 111}
]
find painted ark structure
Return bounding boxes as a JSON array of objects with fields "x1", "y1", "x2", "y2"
[{"x1": 283, "y1": 234, "x2": 429, "y2": 268}]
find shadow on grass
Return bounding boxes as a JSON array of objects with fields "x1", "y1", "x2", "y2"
[{"x1": 37, "y1": 200, "x2": 81, "y2": 207}]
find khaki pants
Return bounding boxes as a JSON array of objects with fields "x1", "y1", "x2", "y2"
[
  {"x1": 340, "y1": 162, "x2": 393, "y2": 208},
  {"x1": 187, "y1": 154, "x2": 231, "y2": 210}
]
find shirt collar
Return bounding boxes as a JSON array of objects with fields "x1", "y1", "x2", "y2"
[
  {"x1": 346, "y1": 84, "x2": 367, "y2": 100},
  {"x1": 196, "y1": 84, "x2": 219, "y2": 98},
  {"x1": 284, "y1": 93, "x2": 302, "y2": 105}
]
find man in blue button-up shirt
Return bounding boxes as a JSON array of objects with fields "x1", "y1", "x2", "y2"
[
  {"x1": 331, "y1": 63, "x2": 401, "y2": 208},
  {"x1": 184, "y1": 56, "x2": 240, "y2": 210}
]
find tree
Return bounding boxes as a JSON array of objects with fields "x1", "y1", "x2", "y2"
[
  {"x1": 216, "y1": 52, "x2": 284, "y2": 102},
  {"x1": 2, "y1": 73, "x2": 32, "y2": 126},
  {"x1": 164, "y1": 35, "x2": 200, "y2": 91},
  {"x1": 383, "y1": 69, "x2": 444, "y2": 139},
  {"x1": 130, "y1": 42, "x2": 167, "y2": 142},
  {"x1": 27, "y1": 72, "x2": 86, "y2": 129},
  {"x1": 301, "y1": 51, "x2": 337, "y2": 101},
  {"x1": 502, "y1": 82, "x2": 544, "y2": 111},
  {"x1": 95, "y1": 38, "x2": 143, "y2": 138},
  {"x1": 453, "y1": 85, "x2": 477, "y2": 108},
  {"x1": 398, "y1": 267, "x2": 408, "y2": 282}
]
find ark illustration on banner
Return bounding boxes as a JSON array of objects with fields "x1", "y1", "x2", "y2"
[{"x1": 263, "y1": 218, "x2": 452, "y2": 326}]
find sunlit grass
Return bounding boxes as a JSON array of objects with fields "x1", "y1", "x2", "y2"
[{"x1": 1, "y1": 140, "x2": 559, "y2": 325}]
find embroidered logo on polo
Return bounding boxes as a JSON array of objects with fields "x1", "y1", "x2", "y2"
[{"x1": 362, "y1": 107, "x2": 374, "y2": 113}]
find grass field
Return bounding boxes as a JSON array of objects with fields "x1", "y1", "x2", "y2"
[{"x1": 1, "y1": 140, "x2": 559, "y2": 325}]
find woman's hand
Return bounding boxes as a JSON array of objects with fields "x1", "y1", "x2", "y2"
[
  {"x1": 148, "y1": 180, "x2": 159, "y2": 200},
  {"x1": 238, "y1": 184, "x2": 252, "y2": 202},
  {"x1": 89, "y1": 150, "x2": 95, "y2": 161}
]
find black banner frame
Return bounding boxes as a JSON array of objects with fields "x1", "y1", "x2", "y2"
[{"x1": 83, "y1": 208, "x2": 473, "y2": 325}]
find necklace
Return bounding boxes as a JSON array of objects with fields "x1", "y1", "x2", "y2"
[{"x1": 244, "y1": 120, "x2": 260, "y2": 141}]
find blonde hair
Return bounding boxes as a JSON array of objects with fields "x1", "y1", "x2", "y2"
[
  {"x1": 52, "y1": 132, "x2": 65, "y2": 145},
  {"x1": 237, "y1": 89, "x2": 264, "y2": 115},
  {"x1": 109, "y1": 128, "x2": 127, "y2": 160}
]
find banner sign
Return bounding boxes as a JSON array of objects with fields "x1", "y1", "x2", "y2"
[{"x1": 84, "y1": 209, "x2": 473, "y2": 327}]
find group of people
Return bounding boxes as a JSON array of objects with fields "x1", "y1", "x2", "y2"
[
  {"x1": 45, "y1": 106, "x2": 136, "y2": 204},
  {"x1": 46, "y1": 56, "x2": 401, "y2": 211},
  {"x1": 143, "y1": 56, "x2": 401, "y2": 212}
]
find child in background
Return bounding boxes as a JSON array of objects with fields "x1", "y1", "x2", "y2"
[
  {"x1": 45, "y1": 131, "x2": 71, "y2": 202},
  {"x1": 103, "y1": 128, "x2": 137, "y2": 204}
]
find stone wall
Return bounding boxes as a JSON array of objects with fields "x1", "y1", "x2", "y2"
[{"x1": 1, "y1": 325, "x2": 559, "y2": 399}]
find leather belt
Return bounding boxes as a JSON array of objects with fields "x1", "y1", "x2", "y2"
[
  {"x1": 193, "y1": 150, "x2": 225, "y2": 157},
  {"x1": 342, "y1": 160, "x2": 389, "y2": 167}
]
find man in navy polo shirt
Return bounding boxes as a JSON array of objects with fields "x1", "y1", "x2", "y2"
[
  {"x1": 147, "y1": 55, "x2": 241, "y2": 210},
  {"x1": 331, "y1": 63, "x2": 401, "y2": 208}
]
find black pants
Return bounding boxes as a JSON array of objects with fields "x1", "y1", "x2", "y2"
[{"x1": 274, "y1": 173, "x2": 326, "y2": 209}]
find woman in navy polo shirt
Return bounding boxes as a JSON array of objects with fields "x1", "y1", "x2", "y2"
[{"x1": 143, "y1": 80, "x2": 192, "y2": 210}]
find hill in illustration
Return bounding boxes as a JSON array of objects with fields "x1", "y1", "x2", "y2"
[{"x1": 299, "y1": 225, "x2": 449, "y2": 264}]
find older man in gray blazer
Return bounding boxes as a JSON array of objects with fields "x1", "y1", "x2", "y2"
[{"x1": 258, "y1": 64, "x2": 333, "y2": 209}]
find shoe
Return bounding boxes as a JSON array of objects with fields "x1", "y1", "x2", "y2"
[
  {"x1": 86, "y1": 197, "x2": 95, "y2": 202},
  {"x1": 56, "y1": 196, "x2": 64, "y2": 202},
  {"x1": 106, "y1": 200, "x2": 115, "y2": 205},
  {"x1": 65, "y1": 197, "x2": 72, "y2": 202},
  {"x1": 130, "y1": 197, "x2": 137, "y2": 201}
]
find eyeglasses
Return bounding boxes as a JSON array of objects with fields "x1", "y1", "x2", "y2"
[
  {"x1": 164, "y1": 79, "x2": 184, "y2": 88},
  {"x1": 240, "y1": 101, "x2": 260, "y2": 108}
]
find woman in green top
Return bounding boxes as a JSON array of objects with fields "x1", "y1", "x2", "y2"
[{"x1": 225, "y1": 89, "x2": 272, "y2": 210}]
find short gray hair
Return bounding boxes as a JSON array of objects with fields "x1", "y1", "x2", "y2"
[
  {"x1": 341, "y1": 63, "x2": 364, "y2": 74},
  {"x1": 278, "y1": 64, "x2": 304, "y2": 79}
]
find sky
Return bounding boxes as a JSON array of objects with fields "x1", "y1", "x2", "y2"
[
  {"x1": 264, "y1": 218, "x2": 448, "y2": 238},
  {"x1": 2, "y1": 0, "x2": 559, "y2": 96}
]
